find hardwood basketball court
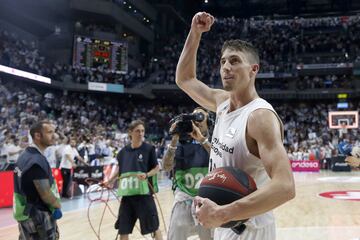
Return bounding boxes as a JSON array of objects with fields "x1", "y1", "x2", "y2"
[{"x1": 1, "y1": 170, "x2": 359, "y2": 240}]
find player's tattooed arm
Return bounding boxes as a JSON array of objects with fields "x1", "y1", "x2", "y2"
[
  {"x1": 33, "y1": 179, "x2": 61, "y2": 209},
  {"x1": 200, "y1": 139, "x2": 211, "y2": 153},
  {"x1": 162, "y1": 147, "x2": 177, "y2": 172}
]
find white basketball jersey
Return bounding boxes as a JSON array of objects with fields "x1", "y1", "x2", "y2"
[{"x1": 209, "y1": 98, "x2": 283, "y2": 240}]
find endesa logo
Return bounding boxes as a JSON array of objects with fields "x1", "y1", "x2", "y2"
[
  {"x1": 291, "y1": 160, "x2": 320, "y2": 172},
  {"x1": 291, "y1": 161, "x2": 319, "y2": 168},
  {"x1": 319, "y1": 191, "x2": 360, "y2": 201}
]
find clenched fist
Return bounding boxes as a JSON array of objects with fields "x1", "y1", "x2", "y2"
[{"x1": 191, "y1": 12, "x2": 215, "y2": 34}]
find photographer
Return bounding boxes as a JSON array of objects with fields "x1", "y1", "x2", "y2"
[{"x1": 162, "y1": 107, "x2": 213, "y2": 240}]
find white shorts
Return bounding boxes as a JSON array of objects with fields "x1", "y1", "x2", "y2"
[
  {"x1": 214, "y1": 212, "x2": 276, "y2": 240},
  {"x1": 214, "y1": 224, "x2": 275, "y2": 240}
]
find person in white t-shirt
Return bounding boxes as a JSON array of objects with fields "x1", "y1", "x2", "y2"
[
  {"x1": 87, "y1": 139, "x2": 96, "y2": 164},
  {"x1": 56, "y1": 136, "x2": 67, "y2": 165},
  {"x1": 44, "y1": 145, "x2": 59, "y2": 168},
  {"x1": 5, "y1": 136, "x2": 22, "y2": 163},
  {"x1": 59, "y1": 137, "x2": 88, "y2": 198},
  {"x1": 175, "y1": 12, "x2": 295, "y2": 240}
]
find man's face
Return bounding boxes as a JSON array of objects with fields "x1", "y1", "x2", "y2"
[
  {"x1": 39, "y1": 124, "x2": 56, "y2": 147},
  {"x1": 70, "y1": 139, "x2": 77, "y2": 147},
  {"x1": 8, "y1": 138, "x2": 15, "y2": 145},
  {"x1": 220, "y1": 48, "x2": 258, "y2": 92},
  {"x1": 129, "y1": 124, "x2": 145, "y2": 143},
  {"x1": 193, "y1": 109, "x2": 208, "y2": 135}
]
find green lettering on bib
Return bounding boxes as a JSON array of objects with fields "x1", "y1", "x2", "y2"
[
  {"x1": 118, "y1": 172, "x2": 158, "y2": 196},
  {"x1": 175, "y1": 167, "x2": 208, "y2": 197}
]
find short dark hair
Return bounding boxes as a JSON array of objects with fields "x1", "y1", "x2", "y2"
[
  {"x1": 221, "y1": 40, "x2": 260, "y2": 64},
  {"x1": 128, "y1": 120, "x2": 145, "y2": 132},
  {"x1": 29, "y1": 120, "x2": 52, "y2": 139}
]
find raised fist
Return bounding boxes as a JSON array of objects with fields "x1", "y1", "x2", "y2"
[{"x1": 191, "y1": 12, "x2": 215, "y2": 34}]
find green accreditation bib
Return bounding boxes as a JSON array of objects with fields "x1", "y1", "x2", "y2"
[
  {"x1": 13, "y1": 181, "x2": 61, "y2": 221},
  {"x1": 118, "y1": 172, "x2": 159, "y2": 197},
  {"x1": 13, "y1": 193, "x2": 29, "y2": 221},
  {"x1": 175, "y1": 167, "x2": 208, "y2": 197},
  {"x1": 48, "y1": 182, "x2": 61, "y2": 214}
]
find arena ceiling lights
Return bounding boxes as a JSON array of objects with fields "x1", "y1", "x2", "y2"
[{"x1": 0, "y1": 65, "x2": 51, "y2": 84}]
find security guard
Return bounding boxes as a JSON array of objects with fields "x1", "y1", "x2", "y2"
[{"x1": 13, "y1": 120, "x2": 62, "y2": 240}]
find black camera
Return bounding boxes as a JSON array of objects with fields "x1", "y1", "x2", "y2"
[{"x1": 169, "y1": 112, "x2": 205, "y2": 138}]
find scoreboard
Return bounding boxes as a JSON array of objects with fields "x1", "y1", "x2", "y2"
[{"x1": 73, "y1": 36, "x2": 128, "y2": 74}]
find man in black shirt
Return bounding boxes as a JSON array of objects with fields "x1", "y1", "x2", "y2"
[
  {"x1": 105, "y1": 120, "x2": 163, "y2": 240},
  {"x1": 13, "y1": 120, "x2": 62, "y2": 240}
]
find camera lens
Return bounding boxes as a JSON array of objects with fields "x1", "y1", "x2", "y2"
[{"x1": 193, "y1": 112, "x2": 205, "y2": 122}]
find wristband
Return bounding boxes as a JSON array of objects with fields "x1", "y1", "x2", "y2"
[
  {"x1": 201, "y1": 138, "x2": 209, "y2": 145},
  {"x1": 168, "y1": 144, "x2": 177, "y2": 150},
  {"x1": 52, "y1": 208, "x2": 63, "y2": 220}
]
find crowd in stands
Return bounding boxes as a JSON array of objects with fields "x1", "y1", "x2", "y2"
[
  {"x1": 0, "y1": 29, "x2": 147, "y2": 87},
  {"x1": 246, "y1": 15, "x2": 360, "y2": 64},
  {"x1": 0, "y1": 77, "x2": 359, "y2": 168},
  {"x1": 1, "y1": 14, "x2": 360, "y2": 168},
  {"x1": 151, "y1": 15, "x2": 360, "y2": 86},
  {"x1": 0, "y1": 15, "x2": 359, "y2": 88},
  {"x1": 0, "y1": 78, "x2": 189, "y2": 166},
  {"x1": 297, "y1": 75, "x2": 354, "y2": 90},
  {"x1": 1, "y1": 15, "x2": 360, "y2": 88},
  {"x1": 276, "y1": 101, "x2": 360, "y2": 162}
]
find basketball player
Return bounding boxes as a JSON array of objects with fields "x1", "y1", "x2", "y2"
[
  {"x1": 175, "y1": 12, "x2": 295, "y2": 239},
  {"x1": 105, "y1": 120, "x2": 163, "y2": 240},
  {"x1": 13, "y1": 120, "x2": 61, "y2": 240},
  {"x1": 162, "y1": 107, "x2": 212, "y2": 240}
]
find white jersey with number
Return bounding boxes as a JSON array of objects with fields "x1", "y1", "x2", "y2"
[{"x1": 209, "y1": 98, "x2": 283, "y2": 240}]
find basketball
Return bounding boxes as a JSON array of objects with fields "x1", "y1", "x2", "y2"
[{"x1": 198, "y1": 167, "x2": 257, "y2": 228}]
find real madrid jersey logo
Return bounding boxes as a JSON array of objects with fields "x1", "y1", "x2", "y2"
[
  {"x1": 137, "y1": 153, "x2": 143, "y2": 162},
  {"x1": 226, "y1": 127, "x2": 236, "y2": 138}
]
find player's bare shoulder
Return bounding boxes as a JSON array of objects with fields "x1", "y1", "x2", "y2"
[
  {"x1": 213, "y1": 88, "x2": 230, "y2": 109},
  {"x1": 247, "y1": 108, "x2": 282, "y2": 140}
]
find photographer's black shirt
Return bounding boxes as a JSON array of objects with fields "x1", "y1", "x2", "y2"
[{"x1": 173, "y1": 141, "x2": 209, "y2": 196}]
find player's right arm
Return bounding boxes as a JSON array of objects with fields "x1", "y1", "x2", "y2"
[{"x1": 176, "y1": 12, "x2": 228, "y2": 112}]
